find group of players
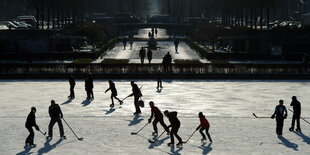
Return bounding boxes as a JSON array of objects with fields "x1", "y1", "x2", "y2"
[{"x1": 24, "y1": 78, "x2": 213, "y2": 148}]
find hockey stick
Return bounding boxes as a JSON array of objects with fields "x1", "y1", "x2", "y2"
[
  {"x1": 253, "y1": 113, "x2": 270, "y2": 118},
  {"x1": 288, "y1": 109, "x2": 310, "y2": 124},
  {"x1": 39, "y1": 130, "x2": 47, "y2": 136},
  {"x1": 183, "y1": 130, "x2": 197, "y2": 143},
  {"x1": 120, "y1": 86, "x2": 143, "y2": 105},
  {"x1": 62, "y1": 118, "x2": 83, "y2": 140},
  {"x1": 131, "y1": 122, "x2": 149, "y2": 135},
  {"x1": 148, "y1": 131, "x2": 166, "y2": 143}
]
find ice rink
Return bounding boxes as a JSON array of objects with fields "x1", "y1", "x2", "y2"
[{"x1": 1, "y1": 80, "x2": 310, "y2": 154}]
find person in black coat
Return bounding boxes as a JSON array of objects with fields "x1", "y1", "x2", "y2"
[
  {"x1": 148, "y1": 101, "x2": 169, "y2": 135},
  {"x1": 88, "y1": 74, "x2": 94, "y2": 100},
  {"x1": 129, "y1": 81, "x2": 142, "y2": 115},
  {"x1": 105, "y1": 80, "x2": 122, "y2": 107},
  {"x1": 164, "y1": 110, "x2": 183, "y2": 147},
  {"x1": 271, "y1": 99, "x2": 287, "y2": 136},
  {"x1": 147, "y1": 48, "x2": 152, "y2": 64},
  {"x1": 139, "y1": 47, "x2": 146, "y2": 64},
  {"x1": 174, "y1": 38, "x2": 179, "y2": 53},
  {"x1": 47, "y1": 100, "x2": 65, "y2": 139},
  {"x1": 68, "y1": 75, "x2": 75, "y2": 99},
  {"x1": 289, "y1": 96, "x2": 301, "y2": 132},
  {"x1": 25, "y1": 107, "x2": 40, "y2": 146}
]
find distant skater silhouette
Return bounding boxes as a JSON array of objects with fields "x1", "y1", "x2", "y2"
[
  {"x1": 25, "y1": 107, "x2": 40, "y2": 146},
  {"x1": 289, "y1": 96, "x2": 301, "y2": 132},
  {"x1": 271, "y1": 99, "x2": 287, "y2": 136},
  {"x1": 68, "y1": 75, "x2": 75, "y2": 99},
  {"x1": 196, "y1": 112, "x2": 212, "y2": 143},
  {"x1": 105, "y1": 80, "x2": 123, "y2": 107},
  {"x1": 147, "y1": 48, "x2": 153, "y2": 63},
  {"x1": 139, "y1": 47, "x2": 146, "y2": 64},
  {"x1": 47, "y1": 100, "x2": 66, "y2": 140}
]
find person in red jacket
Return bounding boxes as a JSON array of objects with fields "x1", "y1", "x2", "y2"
[
  {"x1": 148, "y1": 101, "x2": 169, "y2": 135},
  {"x1": 196, "y1": 112, "x2": 212, "y2": 142}
]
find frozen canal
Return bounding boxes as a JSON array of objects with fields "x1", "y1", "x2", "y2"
[{"x1": 1, "y1": 80, "x2": 310, "y2": 154}]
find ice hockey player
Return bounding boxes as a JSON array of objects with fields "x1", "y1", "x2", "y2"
[
  {"x1": 47, "y1": 100, "x2": 66, "y2": 139},
  {"x1": 289, "y1": 96, "x2": 301, "y2": 132},
  {"x1": 129, "y1": 81, "x2": 143, "y2": 115},
  {"x1": 68, "y1": 75, "x2": 75, "y2": 99},
  {"x1": 25, "y1": 107, "x2": 40, "y2": 146},
  {"x1": 148, "y1": 101, "x2": 169, "y2": 135},
  {"x1": 196, "y1": 112, "x2": 212, "y2": 143},
  {"x1": 271, "y1": 99, "x2": 287, "y2": 136},
  {"x1": 164, "y1": 110, "x2": 183, "y2": 147},
  {"x1": 105, "y1": 80, "x2": 123, "y2": 107}
]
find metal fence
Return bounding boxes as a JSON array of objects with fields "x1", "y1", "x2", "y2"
[{"x1": 1, "y1": 63, "x2": 310, "y2": 75}]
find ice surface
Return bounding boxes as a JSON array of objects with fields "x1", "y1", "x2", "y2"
[{"x1": 1, "y1": 80, "x2": 310, "y2": 154}]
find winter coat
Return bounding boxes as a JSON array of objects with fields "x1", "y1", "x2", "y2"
[
  {"x1": 167, "y1": 111, "x2": 180, "y2": 127},
  {"x1": 150, "y1": 106, "x2": 163, "y2": 119},
  {"x1": 106, "y1": 82, "x2": 118, "y2": 96},
  {"x1": 139, "y1": 49, "x2": 146, "y2": 58},
  {"x1": 273, "y1": 105, "x2": 287, "y2": 119},
  {"x1": 25, "y1": 111, "x2": 39, "y2": 128},
  {"x1": 197, "y1": 115, "x2": 210, "y2": 129},
  {"x1": 69, "y1": 77, "x2": 75, "y2": 86},
  {"x1": 49, "y1": 104, "x2": 63, "y2": 120},
  {"x1": 291, "y1": 100, "x2": 301, "y2": 115},
  {"x1": 147, "y1": 50, "x2": 152, "y2": 60},
  {"x1": 132, "y1": 84, "x2": 142, "y2": 97}
]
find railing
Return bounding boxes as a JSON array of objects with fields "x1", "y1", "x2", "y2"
[{"x1": 1, "y1": 63, "x2": 310, "y2": 75}]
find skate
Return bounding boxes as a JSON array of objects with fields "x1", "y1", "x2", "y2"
[
  {"x1": 176, "y1": 142, "x2": 183, "y2": 148},
  {"x1": 29, "y1": 144, "x2": 36, "y2": 148},
  {"x1": 110, "y1": 104, "x2": 114, "y2": 108},
  {"x1": 167, "y1": 142, "x2": 174, "y2": 147},
  {"x1": 133, "y1": 112, "x2": 141, "y2": 116},
  {"x1": 296, "y1": 128, "x2": 301, "y2": 132},
  {"x1": 46, "y1": 136, "x2": 52, "y2": 140},
  {"x1": 289, "y1": 127, "x2": 294, "y2": 131},
  {"x1": 152, "y1": 132, "x2": 158, "y2": 136},
  {"x1": 119, "y1": 100, "x2": 123, "y2": 105},
  {"x1": 61, "y1": 136, "x2": 66, "y2": 139},
  {"x1": 201, "y1": 138, "x2": 206, "y2": 142}
]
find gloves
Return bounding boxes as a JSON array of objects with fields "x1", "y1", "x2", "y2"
[
  {"x1": 35, "y1": 126, "x2": 40, "y2": 131},
  {"x1": 148, "y1": 118, "x2": 151, "y2": 124},
  {"x1": 271, "y1": 115, "x2": 275, "y2": 119}
]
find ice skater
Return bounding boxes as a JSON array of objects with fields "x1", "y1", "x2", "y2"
[
  {"x1": 148, "y1": 101, "x2": 170, "y2": 135},
  {"x1": 139, "y1": 47, "x2": 146, "y2": 64},
  {"x1": 123, "y1": 37, "x2": 127, "y2": 50},
  {"x1": 47, "y1": 100, "x2": 66, "y2": 139},
  {"x1": 85, "y1": 74, "x2": 94, "y2": 100},
  {"x1": 129, "y1": 81, "x2": 143, "y2": 115},
  {"x1": 164, "y1": 110, "x2": 183, "y2": 147},
  {"x1": 105, "y1": 80, "x2": 123, "y2": 107},
  {"x1": 25, "y1": 107, "x2": 40, "y2": 146},
  {"x1": 196, "y1": 112, "x2": 212, "y2": 142},
  {"x1": 289, "y1": 96, "x2": 301, "y2": 132},
  {"x1": 147, "y1": 48, "x2": 152, "y2": 63},
  {"x1": 68, "y1": 75, "x2": 75, "y2": 99},
  {"x1": 271, "y1": 99, "x2": 287, "y2": 136},
  {"x1": 174, "y1": 38, "x2": 179, "y2": 53},
  {"x1": 157, "y1": 74, "x2": 163, "y2": 89}
]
